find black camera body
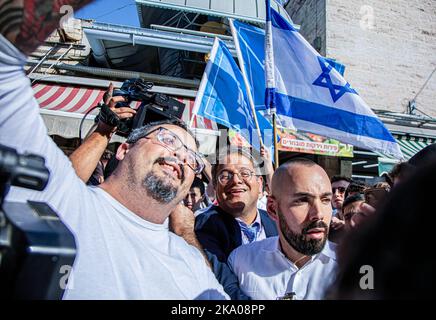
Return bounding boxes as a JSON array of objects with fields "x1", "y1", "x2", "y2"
[
  {"x1": 98, "y1": 78, "x2": 186, "y2": 137},
  {"x1": 0, "y1": 144, "x2": 76, "y2": 300},
  {"x1": 0, "y1": 201, "x2": 76, "y2": 300}
]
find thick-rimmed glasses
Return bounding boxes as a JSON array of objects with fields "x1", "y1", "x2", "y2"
[
  {"x1": 146, "y1": 127, "x2": 204, "y2": 174},
  {"x1": 217, "y1": 169, "x2": 256, "y2": 185}
]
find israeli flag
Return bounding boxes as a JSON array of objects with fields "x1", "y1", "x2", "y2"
[
  {"x1": 192, "y1": 38, "x2": 273, "y2": 151},
  {"x1": 264, "y1": 3, "x2": 403, "y2": 159}
]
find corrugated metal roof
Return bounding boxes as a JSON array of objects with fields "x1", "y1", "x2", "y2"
[{"x1": 136, "y1": 0, "x2": 294, "y2": 26}]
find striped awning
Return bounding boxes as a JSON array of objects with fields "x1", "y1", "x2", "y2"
[
  {"x1": 395, "y1": 137, "x2": 436, "y2": 160},
  {"x1": 32, "y1": 83, "x2": 219, "y2": 155},
  {"x1": 378, "y1": 135, "x2": 436, "y2": 175},
  {"x1": 32, "y1": 83, "x2": 217, "y2": 130}
]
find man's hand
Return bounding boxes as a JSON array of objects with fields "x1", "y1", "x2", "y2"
[
  {"x1": 260, "y1": 146, "x2": 274, "y2": 194},
  {"x1": 260, "y1": 146, "x2": 274, "y2": 174},
  {"x1": 0, "y1": 0, "x2": 94, "y2": 56},
  {"x1": 351, "y1": 202, "x2": 376, "y2": 228},
  {"x1": 70, "y1": 83, "x2": 136, "y2": 183},
  {"x1": 96, "y1": 83, "x2": 136, "y2": 137},
  {"x1": 330, "y1": 216, "x2": 345, "y2": 231},
  {"x1": 169, "y1": 203, "x2": 196, "y2": 237}
]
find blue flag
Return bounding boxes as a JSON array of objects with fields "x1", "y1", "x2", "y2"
[
  {"x1": 264, "y1": 4, "x2": 402, "y2": 158},
  {"x1": 231, "y1": 19, "x2": 346, "y2": 111},
  {"x1": 192, "y1": 38, "x2": 273, "y2": 152}
]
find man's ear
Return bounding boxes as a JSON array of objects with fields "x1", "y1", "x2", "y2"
[
  {"x1": 115, "y1": 143, "x2": 131, "y2": 161},
  {"x1": 257, "y1": 175, "x2": 264, "y2": 197},
  {"x1": 267, "y1": 195, "x2": 279, "y2": 222}
]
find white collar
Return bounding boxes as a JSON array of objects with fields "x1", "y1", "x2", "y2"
[
  {"x1": 235, "y1": 210, "x2": 262, "y2": 227},
  {"x1": 265, "y1": 236, "x2": 337, "y2": 268}
]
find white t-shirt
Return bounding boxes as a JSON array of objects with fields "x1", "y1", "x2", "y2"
[
  {"x1": 228, "y1": 236, "x2": 338, "y2": 300},
  {"x1": 0, "y1": 35, "x2": 228, "y2": 300}
]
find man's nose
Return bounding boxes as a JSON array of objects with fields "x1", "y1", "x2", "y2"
[
  {"x1": 171, "y1": 149, "x2": 188, "y2": 166},
  {"x1": 309, "y1": 199, "x2": 324, "y2": 221},
  {"x1": 333, "y1": 189, "x2": 342, "y2": 197},
  {"x1": 230, "y1": 172, "x2": 244, "y2": 184}
]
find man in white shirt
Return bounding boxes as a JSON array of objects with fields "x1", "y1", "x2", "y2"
[
  {"x1": 0, "y1": 15, "x2": 228, "y2": 299},
  {"x1": 228, "y1": 158, "x2": 337, "y2": 300}
]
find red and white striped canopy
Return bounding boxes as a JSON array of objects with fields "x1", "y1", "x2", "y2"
[{"x1": 32, "y1": 83, "x2": 217, "y2": 130}]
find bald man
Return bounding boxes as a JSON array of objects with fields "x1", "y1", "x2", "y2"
[{"x1": 227, "y1": 158, "x2": 338, "y2": 300}]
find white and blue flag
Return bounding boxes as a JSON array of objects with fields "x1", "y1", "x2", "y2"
[
  {"x1": 264, "y1": 2, "x2": 402, "y2": 158},
  {"x1": 191, "y1": 38, "x2": 273, "y2": 151},
  {"x1": 232, "y1": 19, "x2": 346, "y2": 110}
]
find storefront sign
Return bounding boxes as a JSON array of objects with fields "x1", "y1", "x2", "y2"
[{"x1": 278, "y1": 129, "x2": 353, "y2": 157}]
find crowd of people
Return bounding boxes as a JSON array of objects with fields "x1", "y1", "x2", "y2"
[{"x1": 0, "y1": 0, "x2": 435, "y2": 300}]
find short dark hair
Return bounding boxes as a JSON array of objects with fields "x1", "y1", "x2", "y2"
[
  {"x1": 342, "y1": 193, "x2": 365, "y2": 212},
  {"x1": 388, "y1": 161, "x2": 414, "y2": 182},
  {"x1": 190, "y1": 177, "x2": 205, "y2": 195},
  {"x1": 126, "y1": 119, "x2": 199, "y2": 149},
  {"x1": 344, "y1": 180, "x2": 369, "y2": 199},
  {"x1": 331, "y1": 175, "x2": 352, "y2": 184}
]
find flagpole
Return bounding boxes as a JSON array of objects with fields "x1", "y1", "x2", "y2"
[
  {"x1": 229, "y1": 18, "x2": 264, "y2": 148},
  {"x1": 265, "y1": 0, "x2": 279, "y2": 169},
  {"x1": 189, "y1": 38, "x2": 220, "y2": 129}
]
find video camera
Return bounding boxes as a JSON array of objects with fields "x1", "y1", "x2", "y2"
[
  {"x1": 0, "y1": 144, "x2": 76, "y2": 300},
  {"x1": 96, "y1": 78, "x2": 186, "y2": 137}
]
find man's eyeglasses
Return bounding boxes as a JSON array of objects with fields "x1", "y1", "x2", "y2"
[
  {"x1": 145, "y1": 127, "x2": 204, "y2": 174},
  {"x1": 332, "y1": 187, "x2": 346, "y2": 194},
  {"x1": 217, "y1": 169, "x2": 256, "y2": 185}
]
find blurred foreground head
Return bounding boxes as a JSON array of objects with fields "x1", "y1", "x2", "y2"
[{"x1": 330, "y1": 160, "x2": 436, "y2": 299}]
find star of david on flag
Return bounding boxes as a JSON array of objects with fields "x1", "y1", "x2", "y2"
[
  {"x1": 263, "y1": 3, "x2": 402, "y2": 159},
  {"x1": 312, "y1": 57, "x2": 358, "y2": 103}
]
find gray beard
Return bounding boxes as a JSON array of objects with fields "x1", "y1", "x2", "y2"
[{"x1": 143, "y1": 172, "x2": 178, "y2": 204}]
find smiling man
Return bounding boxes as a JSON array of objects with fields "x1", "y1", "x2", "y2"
[
  {"x1": 195, "y1": 147, "x2": 278, "y2": 262},
  {"x1": 0, "y1": 22, "x2": 229, "y2": 297},
  {"x1": 227, "y1": 158, "x2": 338, "y2": 300}
]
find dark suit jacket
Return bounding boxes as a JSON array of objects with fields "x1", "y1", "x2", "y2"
[{"x1": 195, "y1": 205, "x2": 278, "y2": 263}]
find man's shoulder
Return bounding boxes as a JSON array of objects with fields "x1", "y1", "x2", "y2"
[{"x1": 195, "y1": 205, "x2": 228, "y2": 228}]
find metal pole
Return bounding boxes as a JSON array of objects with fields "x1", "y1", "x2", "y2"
[{"x1": 273, "y1": 112, "x2": 279, "y2": 169}]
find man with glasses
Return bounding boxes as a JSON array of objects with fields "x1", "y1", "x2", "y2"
[
  {"x1": 195, "y1": 147, "x2": 278, "y2": 263},
  {"x1": 0, "y1": 26, "x2": 228, "y2": 298},
  {"x1": 330, "y1": 175, "x2": 352, "y2": 215}
]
